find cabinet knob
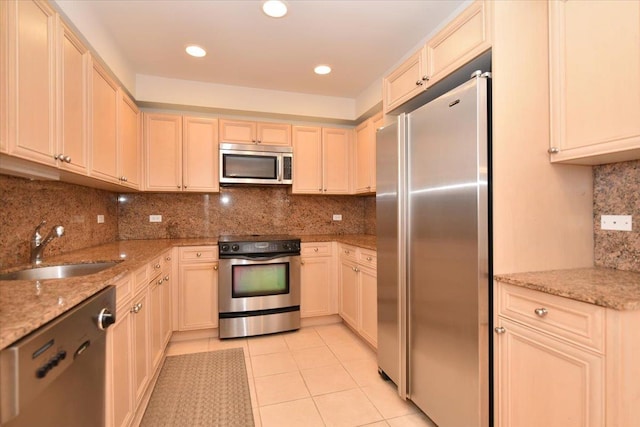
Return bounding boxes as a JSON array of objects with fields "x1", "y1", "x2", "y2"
[
  {"x1": 534, "y1": 307, "x2": 548, "y2": 317},
  {"x1": 213, "y1": 265, "x2": 218, "y2": 271},
  {"x1": 157, "y1": 278, "x2": 164, "y2": 285},
  {"x1": 314, "y1": 247, "x2": 319, "y2": 252},
  {"x1": 155, "y1": 263, "x2": 161, "y2": 269},
  {"x1": 548, "y1": 147, "x2": 560, "y2": 154},
  {"x1": 344, "y1": 249, "x2": 350, "y2": 254},
  {"x1": 64, "y1": 156, "x2": 71, "y2": 163},
  {"x1": 166, "y1": 256, "x2": 171, "y2": 261},
  {"x1": 318, "y1": 188, "x2": 323, "y2": 192},
  {"x1": 196, "y1": 252, "x2": 202, "y2": 257},
  {"x1": 494, "y1": 327, "x2": 506, "y2": 334},
  {"x1": 54, "y1": 153, "x2": 62, "y2": 160},
  {"x1": 131, "y1": 303, "x2": 142, "y2": 314},
  {"x1": 416, "y1": 80, "x2": 424, "y2": 86},
  {"x1": 366, "y1": 256, "x2": 372, "y2": 261},
  {"x1": 323, "y1": 189, "x2": 327, "y2": 192},
  {"x1": 422, "y1": 75, "x2": 429, "y2": 81},
  {"x1": 164, "y1": 275, "x2": 170, "y2": 281},
  {"x1": 301, "y1": 260, "x2": 305, "y2": 265}
]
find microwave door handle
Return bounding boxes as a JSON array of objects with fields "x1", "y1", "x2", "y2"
[{"x1": 278, "y1": 155, "x2": 283, "y2": 182}]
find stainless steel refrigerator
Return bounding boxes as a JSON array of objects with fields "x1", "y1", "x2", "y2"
[{"x1": 376, "y1": 72, "x2": 491, "y2": 427}]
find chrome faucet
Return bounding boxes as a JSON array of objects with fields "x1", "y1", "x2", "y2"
[{"x1": 31, "y1": 220, "x2": 65, "y2": 265}]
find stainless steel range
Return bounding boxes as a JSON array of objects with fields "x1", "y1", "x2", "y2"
[{"x1": 218, "y1": 235, "x2": 301, "y2": 339}]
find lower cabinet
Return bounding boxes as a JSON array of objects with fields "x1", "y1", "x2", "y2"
[
  {"x1": 300, "y1": 242, "x2": 336, "y2": 317},
  {"x1": 338, "y1": 244, "x2": 378, "y2": 348},
  {"x1": 177, "y1": 246, "x2": 219, "y2": 331}
]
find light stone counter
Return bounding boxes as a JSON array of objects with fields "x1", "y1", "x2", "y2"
[{"x1": 495, "y1": 267, "x2": 640, "y2": 311}]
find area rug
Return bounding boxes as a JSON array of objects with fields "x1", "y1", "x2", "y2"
[{"x1": 140, "y1": 348, "x2": 254, "y2": 427}]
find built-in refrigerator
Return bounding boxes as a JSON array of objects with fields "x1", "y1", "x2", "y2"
[{"x1": 376, "y1": 72, "x2": 491, "y2": 427}]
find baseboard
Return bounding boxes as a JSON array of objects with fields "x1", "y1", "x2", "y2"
[
  {"x1": 300, "y1": 314, "x2": 342, "y2": 328},
  {"x1": 169, "y1": 328, "x2": 218, "y2": 343}
]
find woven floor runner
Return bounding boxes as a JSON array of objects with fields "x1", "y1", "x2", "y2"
[{"x1": 140, "y1": 348, "x2": 254, "y2": 426}]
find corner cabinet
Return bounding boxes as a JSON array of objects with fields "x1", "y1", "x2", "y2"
[
  {"x1": 354, "y1": 112, "x2": 382, "y2": 194},
  {"x1": 383, "y1": 0, "x2": 492, "y2": 114},
  {"x1": 548, "y1": 0, "x2": 640, "y2": 164},
  {"x1": 144, "y1": 113, "x2": 219, "y2": 192},
  {"x1": 495, "y1": 281, "x2": 640, "y2": 427},
  {"x1": 292, "y1": 126, "x2": 352, "y2": 195},
  {"x1": 300, "y1": 242, "x2": 337, "y2": 317},
  {"x1": 177, "y1": 246, "x2": 219, "y2": 331}
]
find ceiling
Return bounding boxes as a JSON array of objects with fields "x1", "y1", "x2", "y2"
[{"x1": 65, "y1": 0, "x2": 466, "y2": 99}]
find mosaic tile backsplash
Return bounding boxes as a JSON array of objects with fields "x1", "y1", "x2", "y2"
[
  {"x1": 0, "y1": 175, "x2": 118, "y2": 269},
  {"x1": 593, "y1": 160, "x2": 640, "y2": 272}
]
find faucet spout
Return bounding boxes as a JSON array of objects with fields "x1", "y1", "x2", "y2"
[{"x1": 31, "y1": 222, "x2": 65, "y2": 265}]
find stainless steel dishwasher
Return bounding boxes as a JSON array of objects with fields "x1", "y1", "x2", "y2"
[{"x1": 0, "y1": 286, "x2": 115, "y2": 427}]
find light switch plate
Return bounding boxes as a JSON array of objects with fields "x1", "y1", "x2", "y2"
[
  {"x1": 333, "y1": 214, "x2": 342, "y2": 221},
  {"x1": 149, "y1": 215, "x2": 162, "y2": 223},
  {"x1": 97, "y1": 215, "x2": 105, "y2": 224},
  {"x1": 601, "y1": 215, "x2": 632, "y2": 231}
]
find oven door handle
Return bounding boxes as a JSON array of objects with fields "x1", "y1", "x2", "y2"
[{"x1": 221, "y1": 254, "x2": 299, "y2": 261}]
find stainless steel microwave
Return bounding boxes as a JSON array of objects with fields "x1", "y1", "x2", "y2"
[{"x1": 219, "y1": 143, "x2": 293, "y2": 185}]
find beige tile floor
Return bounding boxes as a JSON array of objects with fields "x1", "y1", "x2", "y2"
[{"x1": 166, "y1": 323, "x2": 437, "y2": 427}]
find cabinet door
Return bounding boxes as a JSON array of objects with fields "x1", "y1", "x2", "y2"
[
  {"x1": 322, "y1": 127, "x2": 351, "y2": 194},
  {"x1": 183, "y1": 116, "x2": 219, "y2": 192},
  {"x1": 219, "y1": 119, "x2": 256, "y2": 144},
  {"x1": 178, "y1": 262, "x2": 218, "y2": 330},
  {"x1": 6, "y1": 0, "x2": 57, "y2": 165},
  {"x1": 495, "y1": 318, "x2": 604, "y2": 427},
  {"x1": 339, "y1": 259, "x2": 359, "y2": 329},
  {"x1": 257, "y1": 122, "x2": 291, "y2": 146},
  {"x1": 131, "y1": 290, "x2": 150, "y2": 406},
  {"x1": 90, "y1": 61, "x2": 119, "y2": 183},
  {"x1": 144, "y1": 113, "x2": 182, "y2": 191},
  {"x1": 106, "y1": 305, "x2": 134, "y2": 427},
  {"x1": 549, "y1": 0, "x2": 640, "y2": 164},
  {"x1": 300, "y1": 256, "x2": 332, "y2": 318},
  {"x1": 149, "y1": 278, "x2": 164, "y2": 371},
  {"x1": 292, "y1": 126, "x2": 323, "y2": 194},
  {"x1": 358, "y1": 265, "x2": 377, "y2": 348},
  {"x1": 426, "y1": 0, "x2": 491, "y2": 86},
  {"x1": 58, "y1": 21, "x2": 89, "y2": 175},
  {"x1": 354, "y1": 119, "x2": 374, "y2": 194},
  {"x1": 383, "y1": 47, "x2": 427, "y2": 114},
  {"x1": 118, "y1": 91, "x2": 140, "y2": 189}
]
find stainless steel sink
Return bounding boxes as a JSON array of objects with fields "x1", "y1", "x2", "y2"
[{"x1": 0, "y1": 262, "x2": 119, "y2": 281}]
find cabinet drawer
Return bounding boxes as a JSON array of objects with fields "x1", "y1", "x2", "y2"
[
  {"x1": 133, "y1": 265, "x2": 148, "y2": 295},
  {"x1": 358, "y1": 249, "x2": 377, "y2": 268},
  {"x1": 339, "y1": 244, "x2": 358, "y2": 262},
  {"x1": 114, "y1": 273, "x2": 133, "y2": 308},
  {"x1": 497, "y1": 282, "x2": 605, "y2": 352},
  {"x1": 301, "y1": 242, "x2": 332, "y2": 257},
  {"x1": 179, "y1": 246, "x2": 218, "y2": 262}
]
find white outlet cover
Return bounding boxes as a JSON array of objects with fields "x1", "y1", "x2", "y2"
[
  {"x1": 97, "y1": 215, "x2": 105, "y2": 224},
  {"x1": 149, "y1": 215, "x2": 162, "y2": 223},
  {"x1": 333, "y1": 214, "x2": 342, "y2": 221},
  {"x1": 601, "y1": 215, "x2": 632, "y2": 231}
]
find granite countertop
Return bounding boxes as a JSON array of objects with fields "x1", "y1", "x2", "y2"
[
  {"x1": 495, "y1": 267, "x2": 640, "y2": 311},
  {"x1": 299, "y1": 234, "x2": 377, "y2": 250},
  {"x1": 0, "y1": 234, "x2": 375, "y2": 350}
]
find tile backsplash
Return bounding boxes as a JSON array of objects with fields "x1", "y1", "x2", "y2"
[
  {"x1": 0, "y1": 175, "x2": 118, "y2": 269},
  {"x1": 118, "y1": 187, "x2": 369, "y2": 239},
  {"x1": 593, "y1": 160, "x2": 640, "y2": 272}
]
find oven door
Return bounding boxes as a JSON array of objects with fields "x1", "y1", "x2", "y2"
[{"x1": 218, "y1": 255, "x2": 300, "y2": 314}]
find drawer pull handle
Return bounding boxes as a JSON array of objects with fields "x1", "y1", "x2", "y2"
[
  {"x1": 164, "y1": 275, "x2": 170, "y2": 281},
  {"x1": 196, "y1": 252, "x2": 202, "y2": 257},
  {"x1": 166, "y1": 256, "x2": 171, "y2": 261},
  {"x1": 131, "y1": 303, "x2": 142, "y2": 314},
  {"x1": 534, "y1": 308, "x2": 548, "y2": 317},
  {"x1": 213, "y1": 265, "x2": 218, "y2": 271},
  {"x1": 366, "y1": 256, "x2": 372, "y2": 261},
  {"x1": 157, "y1": 278, "x2": 163, "y2": 285},
  {"x1": 494, "y1": 327, "x2": 506, "y2": 334},
  {"x1": 314, "y1": 248, "x2": 319, "y2": 252},
  {"x1": 154, "y1": 264, "x2": 160, "y2": 269},
  {"x1": 301, "y1": 260, "x2": 305, "y2": 265},
  {"x1": 344, "y1": 250, "x2": 350, "y2": 254}
]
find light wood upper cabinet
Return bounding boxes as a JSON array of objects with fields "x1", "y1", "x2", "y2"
[
  {"x1": 354, "y1": 112, "x2": 381, "y2": 194},
  {"x1": 383, "y1": 47, "x2": 428, "y2": 115},
  {"x1": 292, "y1": 126, "x2": 323, "y2": 193},
  {"x1": 383, "y1": 0, "x2": 492, "y2": 114},
  {"x1": 58, "y1": 20, "x2": 89, "y2": 175},
  {"x1": 90, "y1": 60, "x2": 119, "y2": 183},
  {"x1": 144, "y1": 113, "x2": 183, "y2": 191},
  {"x1": 183, "y1": 116, "x2": 219, "y2": 192},
  {"x1": 426, "y1": 0, "x2": 492, "y2": 87},
  {"x1": 5, "y1": 0, "x2": 57, "y2": 165},
  {"x1": 144, "y1": 113, "x2": 218, "y2": 192},
  {"x1": 548, "y1": 0, "x2": 640, "y2": 164},
  {"x1": 117, "y1": 91, "x2": 140, "y2": 189},
  {"x1": 292, "y1": 126, "x2": 352, "y2": 195},
  {"x1": 219, "y1": 119, "x2": 291, "y2": 146}
]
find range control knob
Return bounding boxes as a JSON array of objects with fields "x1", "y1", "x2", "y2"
[
  {"x1": 282, "y1": 243, "x2": 291, "y2": 250},
  {"x1": 220, "y1": 244, "x2": 230, "y2": 252},
  {"x1": 231, "y1": 244, "x2": 240, "y2": 252},
  {"x1": 97, "y1": 308, "x2": 115, "y2": 330}
]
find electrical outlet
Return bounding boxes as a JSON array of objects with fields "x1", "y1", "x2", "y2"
[
  {"x1": 149, "y1": 215, "x2": 162, "y2": 223},
  {"x1": 601, "y1": 215, "x2": 632, "y2": 231},
  {"x1": 97, "y1": 215, "x2": 105, "y2": 224},
  {"x1": 333, "y1": 214, "x2": 342, "y2": 221}
]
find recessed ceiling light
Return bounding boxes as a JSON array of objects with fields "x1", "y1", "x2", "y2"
[
  {"x1": 185, "y1": 45, "x2": 206, "y2": 58},
  {"x1": 262, "y1": 0, "x2": 288, "y2": 18},
  {"x1": 314, "y1": 65, "x2": 332, "y2": 75}
]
